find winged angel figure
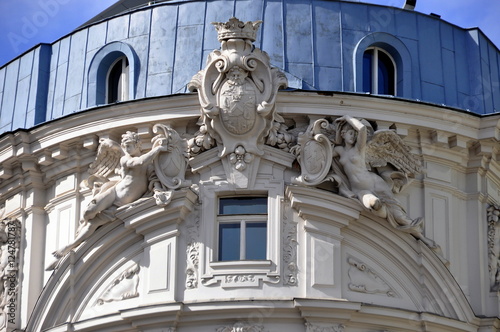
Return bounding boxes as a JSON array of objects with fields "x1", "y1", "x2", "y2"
[
  {"x1": 292, "y1": 115, "x2": 439, "y2": 251},
  {"x1": 46, "y1": 128, "x2": 186, "y2": 270}
]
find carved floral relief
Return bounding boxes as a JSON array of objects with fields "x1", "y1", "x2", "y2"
[
  {"x1": 224, "y1": 274, "x2": 256, "y2": 284},
  {"x1": 185, "y1": 202, "x2": 200, "y2": 289},
  {"x1": 282, "y1": 201, "x2": 298, "y2": 286},
  {"x1": 488, "y1": 204, "x2": 500, "y2": 291},
  {"x1": 186, "y1": 242, "x2": 199, "y2": 289}
]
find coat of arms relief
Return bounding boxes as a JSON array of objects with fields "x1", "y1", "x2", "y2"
[{"x1": 188, "y1": 18, "x2": 289, "y2": 186}]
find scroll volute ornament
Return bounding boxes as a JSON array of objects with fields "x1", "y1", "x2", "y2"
[{"x1": 189, "y1": 18, "x2": 288, "y2": 160}]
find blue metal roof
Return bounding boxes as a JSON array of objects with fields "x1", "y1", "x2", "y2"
[{"x1": 1, "y1": 0, "x2": 499, "y2": 134}]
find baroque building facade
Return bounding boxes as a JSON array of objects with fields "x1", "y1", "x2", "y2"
[{"x1": 0, "y1": 0, "x2": 500, "y2": 331}]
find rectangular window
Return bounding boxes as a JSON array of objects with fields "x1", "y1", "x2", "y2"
[{"x1": 217, "y1": 197, "x2": 267, "y2": 261}]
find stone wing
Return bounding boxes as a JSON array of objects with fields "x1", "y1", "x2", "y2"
[
  {"x1": 366, "y1": 129, "x2": 422, "y2": 178},
  {"x1": 87, "y1": 138, "x2": 123, "y2": 182}
]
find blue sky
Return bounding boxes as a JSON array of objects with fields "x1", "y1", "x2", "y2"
[{"x1": 0, "y1": 0, "x2": 499, "y2": 67}]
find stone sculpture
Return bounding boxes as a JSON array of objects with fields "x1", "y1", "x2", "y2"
[
  {"x1": 188, "y1": 17, "x2": 288, "y2": 164},
  {"x1": 47, "y1": 128, "x2": 189, "y2": 270},
  {"x1": 292, "y1": 115, "x2": 439, "y2": 251}
]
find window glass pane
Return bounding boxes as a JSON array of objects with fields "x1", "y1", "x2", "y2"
[
  {"x1": 363, "y1": 50, "x2": 373, "y2": 93},
  {"x1": 218, "y1": 223, "x2": 240, "y2": 261},
  {"x1": 108, "y1": 59, "x2": 123, "y2": 103},
  {"x1": 245, "y1": 222, "x2": 267, "y2": 260},
  {"x1": 219, "y1": 197, "x2": 267, "y2": 215},
  {"x1": 122, "y1": 57, "x2": 129, "y2": 100},
  {"x1": 377, "y1": 51, "x2": 395, "y2": 95}
]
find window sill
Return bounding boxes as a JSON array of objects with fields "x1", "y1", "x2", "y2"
[
  {"x1": 202, "y1": 260, "x2": 277, "y2": 286},
  {"x1": 210, "y1": 260, "x2": 272, "y2": 271}
]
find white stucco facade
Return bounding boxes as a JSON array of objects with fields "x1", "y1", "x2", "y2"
[
  {"x1": 0, "y1": 89, "x2": 499, "y2": 331},
  {"x1": 0, "y1": 2, "x2": 500, "y2": 332}
]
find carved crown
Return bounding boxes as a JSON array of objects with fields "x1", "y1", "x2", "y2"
[{"x1": 212, "y1": 17, "x2": 262, "y2": 42}]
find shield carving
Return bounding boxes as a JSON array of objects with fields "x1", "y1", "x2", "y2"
[
  {"x1": 303, "y1": 140, "x2": 327, "y2": 175},
  {"x1": 219, "y1": 81, "x2": 256, "y2": 135},
  {"x1": 151, "y1": 124, "x2": 191, "y2": 190},
  {"x1": 292, "y1": 119, "x2": 333, "y2": 186}
]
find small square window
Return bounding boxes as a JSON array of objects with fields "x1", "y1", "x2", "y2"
[{"x1": 217, "y1": 197, "x2": 267, "y2": 261}]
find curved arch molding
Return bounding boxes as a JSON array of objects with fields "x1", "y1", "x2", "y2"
[
  {"x1": 353, "y1": 32, "x2": 413, "y2": 97},
  {"x1": 87, "y1": 41, "x2": 139, "y2": 107}
]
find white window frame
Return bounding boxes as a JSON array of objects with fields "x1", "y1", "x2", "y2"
[
  {"x1": 105, "y1": 56, "x2": 129, "y2": 103},
  {"x1": 366, "y1": 47, "x2": 397, "y2": 95},
  {"x1": 216, "y1": 198, "x2": 268, "y2": 261},
  {"x1": 197, "y1": 183, "x2": 282, "y2": 285}
]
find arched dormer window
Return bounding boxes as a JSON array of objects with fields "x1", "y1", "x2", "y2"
[
  {"x1": 354, "y1": 33, "x2": 412, "y2": 98},
  {"x1": 106, "y1": 56, "x2": 129, "y2": 103},
  {"x1": 87, "y1": 42, "x2": 138, "y2": 107},
  {"x1": 363, "y1": 47, "x2": 396, "y2": 95}
]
